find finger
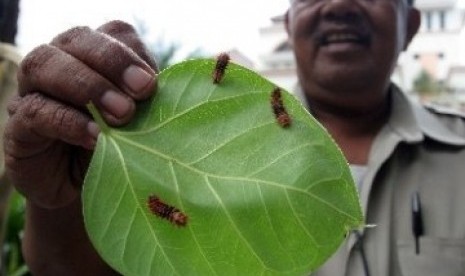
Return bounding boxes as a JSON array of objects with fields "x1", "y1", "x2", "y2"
[
  {"x1": 18, "y1": 44, "x2": 135, "y2": 126},
  {"x1": 97, "y1": 20, "x2": 158, "y2": 72},
  {"x1": 5, "y1": 93, "x2": 97, "y2": 207},
  {"x1": 5, "y1": 93, "x2": 98, "y2": 155},
  {"x1": 50, "y1": 24, "x2": 157, "y2": 101}
]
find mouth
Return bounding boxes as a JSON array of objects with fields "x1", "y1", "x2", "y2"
[{"x1": 317, "y1": 30, "x2": 371, "y2": 47}]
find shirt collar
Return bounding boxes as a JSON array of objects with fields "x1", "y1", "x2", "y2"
[
  {"x1": 292, "y1": 83, "x2": 465, "y2": 147},
  {"x1": 389, "y1": 84, "x2": 465, "y2": 146}
]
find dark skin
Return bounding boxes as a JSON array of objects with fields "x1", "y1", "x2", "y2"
[
  {"x1": 5, "y1": 21, "x2": 157, "y2": 275},
  {"x1": 286, "y1": 0, "x2": 420, "y2": 164},
  {"x1": 3, "y1": 1, "x2": 420, "y2": 275}
]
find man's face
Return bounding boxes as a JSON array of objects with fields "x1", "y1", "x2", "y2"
[{"x1": 286, "y1": 0, "x2": 420, "y2": 97}]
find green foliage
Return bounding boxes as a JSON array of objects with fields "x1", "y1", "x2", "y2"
[
  {"x1": 413, "y1": 69, "x2": 442, "y2": 97},
  {"x1": 153, "y1": 41, "x2": 178, "y2": 71},
  {"x1": 3, "y1": 190, "x2": 28, "y2": 276},
  {"x1": 83, "y1": 59, "x2": 363, "y2": 275},
  {"x1": 149, "y1": 39, "x2": 207, "y2": 71},
  {"x1": 133, "y1": 17, "x2": 206, "y2": 71}
]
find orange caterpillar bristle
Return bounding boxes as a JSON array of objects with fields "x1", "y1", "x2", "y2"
[
  {"x1": 147, "y1": 195, "x2": 188, "y2": 226},
  {"x1": 271, "y1": 87, "x2": 291, "y2": 128}
]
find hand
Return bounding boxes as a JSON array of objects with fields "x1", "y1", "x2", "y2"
[{"x1": 4, "y1": 20, "x2": 158, "y2": 209}]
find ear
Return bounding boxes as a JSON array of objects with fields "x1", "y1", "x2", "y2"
[
  {"x1": 284, "y1": 10, "x2": 291, "y2": 36},
  {"x1": 284, "y1": 10, "x2": 295, "y2": 48},
  {"x1": 404, "y1": 8, "x2": 421, "y2": 50}
]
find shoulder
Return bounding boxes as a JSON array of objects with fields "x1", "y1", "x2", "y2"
[
  {"x1": 424, "y1": 103, "x2": 465, "y2": 118},
  {"x1": 422, "y1": 104, "x2": 465, "y2": 139},
  {"x1": 390, "y1": 85, "x2": 465, "y2": 142}
]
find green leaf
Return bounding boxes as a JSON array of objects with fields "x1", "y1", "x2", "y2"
[{"x1": 83, "y1": 59, "x2": 363, "y2": 276}]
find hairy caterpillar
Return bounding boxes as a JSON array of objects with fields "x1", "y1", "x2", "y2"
[
  {"x1": 212, "y1": 52, "x2": 230, "y2": 84},
  {"x1": 271, "y1": 87, "x2": 291, "y2": 128},
  {"x1": 147, "y1": 195, "x2": 188, "y2": 226}
]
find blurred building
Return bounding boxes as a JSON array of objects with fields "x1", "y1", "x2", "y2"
[
  {"x1": 396, "y1": 0, "x2": 465, "y2": 108},
  {"x1": 257, "y1": 15, "x2": 297, "y2": 92},
  {"x1": 255, "y1": 0, "x2": 465, "y2": 109}
]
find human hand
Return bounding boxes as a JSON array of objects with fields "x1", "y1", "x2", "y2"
[{"x1": 4, "y1": 20, "x2": 158, "y2": 209}]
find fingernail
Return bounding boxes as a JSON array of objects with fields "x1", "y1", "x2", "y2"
[
  {"x1": 100, "y1": 90, "x2": 132, "y2": 118},
  {"x1": 87, "y1": 121, "x2": 100, "y2": 139},
  {"x1": 123, "y1": 65, "x2": 155, "y2": 93}
]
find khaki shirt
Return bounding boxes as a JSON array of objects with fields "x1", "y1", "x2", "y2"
[{"x1": 295, "y1": 85, "x2": 465, "y2": 276}]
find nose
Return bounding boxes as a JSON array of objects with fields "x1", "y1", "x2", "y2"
[{"x1": 320, "y1": 0, "x2": 363, "y2": 24}]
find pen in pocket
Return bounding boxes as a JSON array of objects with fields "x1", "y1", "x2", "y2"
[{"x1": 411, "y1": 191, "x2": 424, "y2": 255}]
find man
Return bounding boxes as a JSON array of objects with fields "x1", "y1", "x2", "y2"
[
  {"x1": 286, "y1": 0, "x2": 464, "y2": 276},
  {"x1": 3, "y1": 0, "x2": 465, "y2": 276}
]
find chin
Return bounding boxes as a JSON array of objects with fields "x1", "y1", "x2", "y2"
[{"x1": 315, "y1": 67, "x2": 379, "y2": 92}]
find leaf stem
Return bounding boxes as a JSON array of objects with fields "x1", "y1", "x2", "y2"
[{"x1": 86, "y1": 102, "x2": 110, "y2": 134}]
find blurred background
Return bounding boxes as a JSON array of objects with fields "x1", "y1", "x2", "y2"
[
  {"x1": 2, "y1": 0, "x2": 465, "y2": 275},
  {"x1": 16, "y1": 0, "x2": 465, "y2": 110}
]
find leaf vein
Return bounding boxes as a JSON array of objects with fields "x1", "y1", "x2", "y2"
[
  {"x1": 121, "y1": 208, "x2": 138, "y2": 263},
  {"x1": 256, "y1": 183, "x2": 297, "y2": 267},
  {"x1": 204, "y1": 176, "x2": 271, "y2": 271},
  {"x1": 285, "y1": 190, "x2": 320, "y2": 250},
  {"x1": 99, "y1": 188, "x2": 128, "y2": 246},
  {"x1": 87, "y1": 136, "x2": 107, "y2": 213},
  {"x1": 99, "y1": 177, "x2": 129, "y2": 244},
  {"x1": 169, "y1": 162, "x2": 218, "y2": 275},
  {"x1": 117, "y1": 93, "x2": 264, "y2": 137},
  {"x1": 111, "y1": 134, "x2": 358, "y2": 221},
  {"x1": 247, "y1": 142, "x2": 315, "y2": 177},
  {"x1": 109, "y1": 138, "x2": 180, "y2": 275},
  {"x1": 171, "y1": 68, "x2": 197, "y2": 115},
  {"x1": 187, "y1": 122, "x2": 275, "y2": 165}
]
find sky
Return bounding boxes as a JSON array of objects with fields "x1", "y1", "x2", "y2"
[{"x1": 17, "y1": 0, "x2": 290, "y2": 63}]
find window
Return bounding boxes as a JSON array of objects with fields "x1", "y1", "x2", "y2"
[
  {"x1": 439, "y1": 11, "x2": 446, "y2": 30},
  {"x1": 425, "y1": 11, "x2": 433, "y2": 31}
]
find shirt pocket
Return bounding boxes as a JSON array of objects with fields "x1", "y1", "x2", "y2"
[{"x1": 397, "y1": 237, "x2": 465, "y2": 276}]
